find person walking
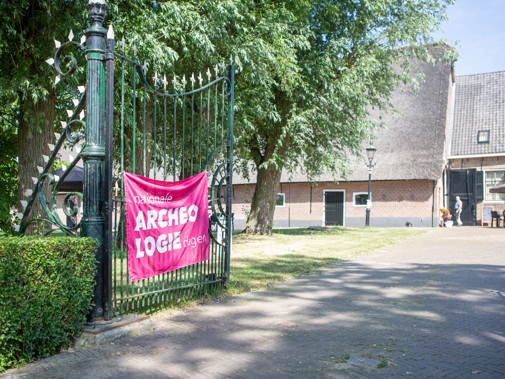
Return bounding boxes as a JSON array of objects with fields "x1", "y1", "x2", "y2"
[{"x1": 455, "y1": 196, "x2": 463, "y2": 226}]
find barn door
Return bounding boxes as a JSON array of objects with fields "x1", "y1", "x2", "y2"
[
  {"x1": 324, "y1": 191, "x2": 344, "y2": 226},
  {"x1": 449, "y1": 169, "x2": 476, "y2": 226}
]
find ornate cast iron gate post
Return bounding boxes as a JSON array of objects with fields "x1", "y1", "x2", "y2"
[{"x1": 82, "y1": 0, "x2": 109, "y2": 319}]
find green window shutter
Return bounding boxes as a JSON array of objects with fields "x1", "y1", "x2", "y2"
[{"x1": 476, "y1": 171, "x2": 484, "y2": 202}]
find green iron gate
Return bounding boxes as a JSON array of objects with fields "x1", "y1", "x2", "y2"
[
  {"x1": 110, "y1": 32, "x2": 235, "y2": 316},
  {"x1": 18, "y1": 1, "x2": 234, "y2": 319}
]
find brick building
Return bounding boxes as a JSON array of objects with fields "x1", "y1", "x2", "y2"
[
  {"x1": 446, "y1": 71, "x2": 505, "y2": 225},
  {"x1": 232, "y1": 60, "x2": 505, "y2": 229}
]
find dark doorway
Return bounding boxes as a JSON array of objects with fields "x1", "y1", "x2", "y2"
[
  {"x1": 448, "y1": 169, "x2": 477, "y2": 226},
  {"x1": 324, "y1": 191, "x2": 344, "y2": 226}
]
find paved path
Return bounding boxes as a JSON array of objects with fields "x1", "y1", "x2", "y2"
[{"x1": 3, "y1": 227, "x2": 505, "y2": 378}]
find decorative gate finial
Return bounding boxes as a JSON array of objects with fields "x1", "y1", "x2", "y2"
[{"x1": 88, "y1": 0, "x2": 109, "y2": 27}]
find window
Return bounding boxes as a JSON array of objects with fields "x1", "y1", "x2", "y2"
[
  {"x1": 485, "y1": 170, "x2": 505, "y2": 202},
  {"x1": 353, "y1": 192, "x2": 369, "y2": 207},
  {"x1": 477, "y1": 130, "x2": 490, "y2": 144},
  {"x1": 275, "y1": 193, "x2": 285, "y2": 207}
]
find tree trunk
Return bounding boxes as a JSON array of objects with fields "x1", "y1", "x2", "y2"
[
  {"x1": 18, "y1": 93, "x2": 55, "y2": 234},
  {"x1": 243, "y1": 164, "x2": 282, "y2": 235}
]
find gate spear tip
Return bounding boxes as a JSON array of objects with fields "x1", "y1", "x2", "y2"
[
  {"x1": 107, "y1": 25, "x2": 114, "y2": 39},
  {"x1": 162, "y1": 74, "x2": 168, "y2": 90}
]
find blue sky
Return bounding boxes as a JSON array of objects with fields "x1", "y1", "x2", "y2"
[{"x1": 436, "y1": 0, "x2": 505, "y2": 76}]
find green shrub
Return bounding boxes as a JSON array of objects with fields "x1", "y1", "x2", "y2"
[{"x1": 0, "y1": 237, "x2": 97, "y2": 372}]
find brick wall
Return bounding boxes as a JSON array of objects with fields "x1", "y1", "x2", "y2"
[
  {"x1": 233, "y1": 179, "x2": 442, "y2": 228},
  {"x1": 449, "y1": 157, "x2": 505, "y2": 224}
]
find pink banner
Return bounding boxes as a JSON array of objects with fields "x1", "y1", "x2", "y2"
[{"x1": 124, "y1": 172, "x2": 210, "y2": 282}]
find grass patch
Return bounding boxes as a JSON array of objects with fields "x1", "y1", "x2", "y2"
[
  {"x1": 335, "y1": 353, "x2": 351, "y2": 364},
  {"x1": 228, "y1": 227, "x2": 424, "y2": 294},
  {"x1": 377, "y1": 359, "x2": 389, "y2": 369}
]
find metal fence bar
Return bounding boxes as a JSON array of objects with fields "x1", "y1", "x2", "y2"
[
  {"x1": 190, "y1": 80, "x2": 195, "y2": 176},
  {"x1": 104, "y1": 26, "x2": 115, "y2": 318},
  {"x1": 162, "y1": 94, "x2": 167, "y2": 180},
  {"x1": 153, "y1": 88, "x2": 158, "y2": 178},
  {"x1": 142, "y1": 68, "x2": 148, "y2": 176},
  {"x1": 131, "y1": 50, "x2": 137, "y2": 173},
  {"x1": 172, "y1": 89, "x2": 177, "y2": 181}
]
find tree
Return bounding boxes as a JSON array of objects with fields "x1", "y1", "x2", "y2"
[
  {"x1": 0, "y1": 1, "x2": 88, "y2": 233},
  {"x1": 0, "y1": 94, "x2": 18, "y2": 234},
  {"x1": 0, "y1": 0, "x2": 228, "y2": 232},
  {"x1": 1, "y1": 0, "x2": 453, "y2": 236},
  {"x1": 224, "y1": 0, "x2": 454, "y2": 234}
]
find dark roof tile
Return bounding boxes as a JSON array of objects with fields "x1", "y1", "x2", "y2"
[{"x1": 451, "y1": 71, "x2": 505, "y2": 156}]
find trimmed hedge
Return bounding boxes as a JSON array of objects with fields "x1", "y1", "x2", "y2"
[{"x1": 0, "y1": 237, "x2": 97, "y2": 372}]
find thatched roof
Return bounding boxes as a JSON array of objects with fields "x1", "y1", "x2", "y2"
[
  {"x1": 234, "y1": 47, "x2": 453, "y2": 185},
  {"x1": 449, "y1": 71, "x2": 505, "y2": 157},
  {"x1": 343, "y1": 52, "x2": 452, "y2": 182}
]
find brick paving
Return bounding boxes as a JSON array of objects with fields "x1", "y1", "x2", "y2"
[{"x1": 2, "y1": 227, "x2": 505, "y2": 378}]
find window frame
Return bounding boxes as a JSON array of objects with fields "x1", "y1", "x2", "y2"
[
  {"x1": 353, "y1": 192, "x2": 370, "y2": 207},
  {"x1": 484, "y1": 169, "x2": 505, "y2": 203},
  {"x1": 477, "y1": 130, "x2": 490, "y2": 144},
  {"x1": 275, "y1": 192, "x2": 286, "y2": 208}
]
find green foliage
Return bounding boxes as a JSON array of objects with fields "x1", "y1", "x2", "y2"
[
  {"x1": 103, "y1": 0, "x2": 452, "y2": 181},
  {"x1": 0, "y1": 1, "x2": 87, "y2": 105},
  {"x1": 0, "y1": 0, "x2": 454, "y2": 234},
  {"x1": 0, "y1": 1, "x2": 89, "y2": 231},
  {"x1": 222, "y1": 0, "x2": 455, "y2": 177},
  {"x1": 0, "y1": 94, "x2": 18, "y2": 235},
  {"x1": 0, "y1": 237, "x2": 97, "y2": 372}
]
